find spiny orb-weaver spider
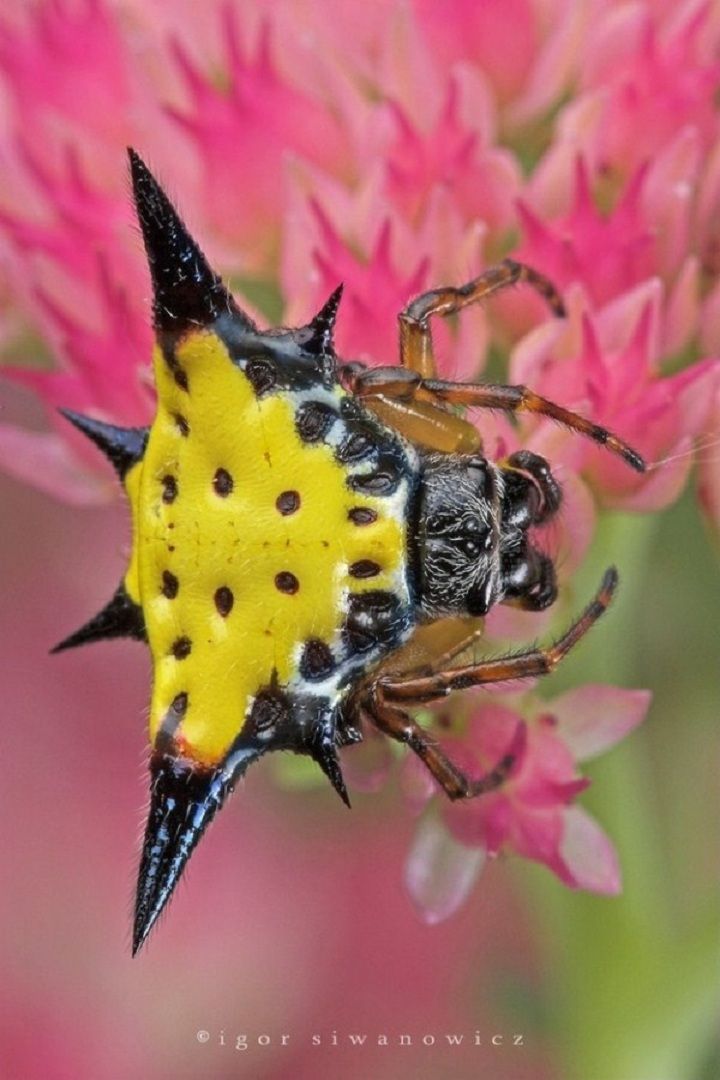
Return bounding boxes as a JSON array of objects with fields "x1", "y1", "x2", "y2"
[{"x1": 53, "y1": 150, "x2": 645, "y2": 954}]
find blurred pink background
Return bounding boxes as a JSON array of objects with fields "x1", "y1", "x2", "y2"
[
  {"x1": 0, "y1": 431, "x2": 552, "y2": 1080},
  {"x1": 1, "y1": 2, "x2": 718, "y2": 1077}
]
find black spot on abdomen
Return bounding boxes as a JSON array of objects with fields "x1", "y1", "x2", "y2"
[
  {"x1": 171, "y1": 636, "x2": 192, "y2": 660},
  {"x1": 348, "y1": 507, "x2": 377, "y2": 526},
  {"x1": 276, "y1": 490, "x2": 300, "y2": 515},
  {"x1": 162, "y1": 570, "x2": 179, "y2": 598},
  {"x1": 346, "y1": 440, "x2": 409, "y2": 498},
  {"x1": 248, "y1": 685, "x2": 291, "y2": 735},
  {"x1": 349, "y1": 559, "x2": 381, "y2": 578},
  {"x1": 336, "y1": 430, "x2": 375, "y2": 464},
  {"x1": 343, "y1": 591, "x2": 406, "y2": 654},
  {"x1": 300, "y1": 639, "x2": 336, "y2": 680},
  {"x1": 245, "y1": 357, "x2": 277, "y2": 395},
  {"x1": 295, "y1": 401, "x2": 337, "y2": 443},
  {"x1": 161, "y1": 475, "x2": 178, "y2": 503},
  {"x1": 275, "y1": 571, "x2": 299, "y2": 595},
  {"x1": 214, "y1": 586, "x2": 234, "y2": 616},
  {"x1": 213, "y1": 468, "x2": 233, "y2": 496}
]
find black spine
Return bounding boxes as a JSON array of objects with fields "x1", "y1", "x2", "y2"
[
  {"x1": 60, "y1": 409, "x2": 148, "y2": 480},
  {"x1": 51, "y1": 582, "x2": 146, "y2": 653}
]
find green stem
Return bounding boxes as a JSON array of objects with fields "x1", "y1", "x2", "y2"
[{"x1": 508, "y1": 509, "x2": 720, "y2": 1080}]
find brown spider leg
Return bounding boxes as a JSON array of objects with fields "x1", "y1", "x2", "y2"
[
  {"x1": 407, "y1": 621, "x2": 486, "y2": 676},
  {"x1": 344, "y1": 258, "x2": 564, "y2": 453},
  {"x1": 416, "y1": 380, "x2": 646, "y2": 472},
  {"x1": 380, "y1": 618, "x2": 487, "y2": 682},
  {"x1": 398, "y1": 257, "x2": 565, "y2": 379},
  {"x1": 381, "y1": 567, "x2": 619, "y2": 705},
  {"x1": 346, "y1": 257, "x2": 645, "y2": 469},
  {"x1": 359, "y1": 395, "x2": 483, "y2": 454},
  {"x1": 340, "y1": 363, "x2": 483, "y2": 454},
  {"x1": 359, "y1": 692, "x2": 521, "y2": 800},
  {"x1": 350, "y1": 367, "x2": 646, "y2": 472}
]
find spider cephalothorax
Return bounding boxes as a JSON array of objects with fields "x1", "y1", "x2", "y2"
[
  {"x1": 415, "y1": 447, "x2": 561, "y2": 618},
  {"x1": 54, "y1": 150, "x2": 645, "y2": 954}
]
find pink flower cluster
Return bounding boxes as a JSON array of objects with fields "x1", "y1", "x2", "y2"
[
  {"x1": 402, "y1": 686, "x2": 651, "y2": 921},
  {"x1": 0, "y1": 0, "x2": 715, "y2": 916}
]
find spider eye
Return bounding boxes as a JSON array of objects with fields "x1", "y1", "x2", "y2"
[
  {"x1": 461, "y1": 537, "x2": 482, "y2": 559},
  {"x1": 460, "y1": 529, "x2": 493, "y2": 559},
  {"x1": 427, "y1": 513, "x2": 452, "y2": 533}
]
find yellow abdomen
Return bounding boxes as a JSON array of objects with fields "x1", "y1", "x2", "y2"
[{"x1": 123, "y1": 330, "x2": 414, "y2": 764}]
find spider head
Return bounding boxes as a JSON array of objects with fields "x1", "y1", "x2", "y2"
[
  {"x1": 417, "y1": 453, "x2": 501, "y2": 618},
  {"x1": 417, "y1": 450, "x2": 563, "y2": 618}
]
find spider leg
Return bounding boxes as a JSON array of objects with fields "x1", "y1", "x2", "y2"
[
  {"x1": 350, "y1": 570, "x2": 617, "y2": 800},
  {"x1": 347, "y1": 366, "x2": 645, "y2": 472},
  {"x1": 416, "y1": 379, "x2": 646, "y2": 471},
  {"x1": 376, "y1": 616, "x2": 487, "y2": 682},
  {"x1": 380, "y1": 567, "x2": 619, "y2": 705},
  {"x1": 398, "y1": 257, "x2": 565, "y2": 378},
  {"x1": 359, "y1": 687, "x2": 521, "y2": 801},
  {"x1": 404, "y1": 621, "x2": 486, "y2": 677},
  {"x1": 339, "y1": 362, "x2": 482, "y2": 453},
  {"x1": 343, "y1": 257, "x2": 644, "y2": 469},
  {"x1": 356, "y1": 394, "x2": 483, "y2": 454},
  {"x1": 339, "y1": 259, "x2": 565, "y2": 453}
]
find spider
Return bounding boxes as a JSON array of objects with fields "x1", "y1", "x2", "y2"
[{"x1": 53, "y1": 150, "x2": 645, "y2": 954}]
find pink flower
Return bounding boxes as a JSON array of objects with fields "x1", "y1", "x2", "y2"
[
  {"x1": 0, "y1": 0, "x2": 715, "y2": 516},
  {"x1": 0, "y1": 1, "x2": 133, "y2": 154},
  {"x1": 412, "y1": 0, "x2": 544, "y2": 111},
  {"x1": 281, "y1": 169, "x2": 493, "y2": 378},
  {"x1": 506, "y1": 287, "x2": 719, "y2": 512},
  {"x1": 698, "y1": 380, "x2": 720, "y2": 538},
  {"x1": 404, "y1": 685, "x2": 651, "y2": 922},
  {"x1": 547, "y1": 3, "x2": 720, "y2": 197},
  {"x1": 0, "y1": 0, "x2": 713, "y2": 925},
  {"x1": 166, "y1": 9, "x2": 353, "y2": 271},
  {"x1": 0, "y1": 142, "x2": 155, "y2": 497},
  {"x1": 519, "y1": 158, "x2": 666, "y2": 309},
  {"x1": 301, "y1": 204, "x2": 429, "y2": 369},
  {"x1": 384, "y1": 80, "x2": 521, "y2": 239}
]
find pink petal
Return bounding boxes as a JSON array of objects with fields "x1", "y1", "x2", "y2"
[
  {"x1": 664, "y1": 256, "x2": 700, "y2": 357},
  {"x1": 511, "y1": 724, "x2": 580, "y2": 809},
  {"x1": 383, "y1": 81, "x2": 520, "y2": 234},
  {"x1": 573, "y1": 6, "x2": 720, "y2": 186},
  {"x1": 165, "y1": 12, "x2": 353, "y2": 272},
  {"x1": 414, "y1": 0, "x2": 539, "y2": 107},
  {"x1": 700, "y1": 278, "x2": 720, "y2": 355},
  {"x1": 341, "y1": 729, "x2": 394, "y2": 795},
  {"x1": 399, "y1": 751, "x2": 439, "y2": 816},
  {"x1": 596, "y1": 279, "x2": 663, "y2": 355},
  {"x1": 671, "y1": 358, "x2": 720, "y2": 435},
  {"x1": 0, "y1": 425, "x2": 112, "y2": 506},
  {"x1": 484, "y1": 600, "x2": 553, "y2": 647},
  {"x1": 405, "y1": 813, "x2": 485, "y2": 925},
  {"x1": 697, "y1": 384, "x2": 720, "y2": 536},
  {"x1": 641, "y1": 126, "x2": 700, "y2": 278},
  {"x1": 580, "y1": 3, "x2": 646, "y2": 89},
  {"x1": 509, "y1": 803, "x2": 567, "y2": 872},
  {"x1": 551, "y1": 685, "x2": 651, "y2": 761},
  {"x1": 610, "y1": 435, "x2": 694, "y2": 512},
  {"x1": 375, "y1": 2, "x2": 443, "y2": 127},
  {"x1": 558, "y1": 806, "x2": 622, "y2": 894},
  {"x1": 509, "y1": 0, "x2": 588, "y2": 124}
]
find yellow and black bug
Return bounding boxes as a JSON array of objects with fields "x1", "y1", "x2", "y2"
[{"x1": 54, "y1": 150, "x2": 645, "y2": 954}]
